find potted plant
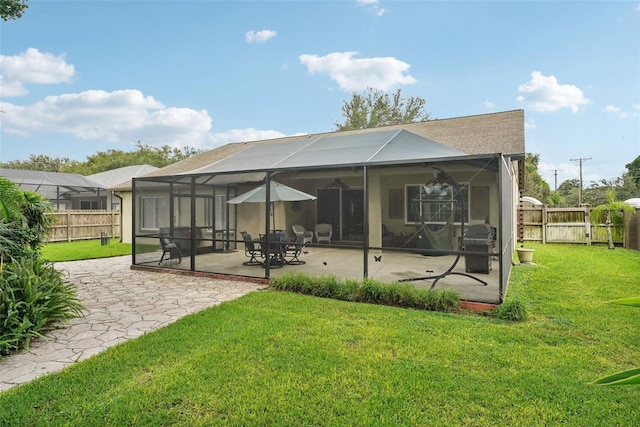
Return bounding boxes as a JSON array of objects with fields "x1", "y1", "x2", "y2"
[{"x1": 515, "y1": 245, "x2": 535, "y2": 264}]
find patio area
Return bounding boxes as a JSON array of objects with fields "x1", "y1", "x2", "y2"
[{"x1": 134, "y1": 244, "x2": 502, "y2": 304}]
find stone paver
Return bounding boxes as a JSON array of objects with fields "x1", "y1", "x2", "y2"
[{"x1": 0, "y1": 255, "x2": 266, "y2": 393}]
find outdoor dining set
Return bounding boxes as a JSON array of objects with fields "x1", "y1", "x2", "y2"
[{"x1": 241, "y1": 230, "x2": 306, "y2": 268}]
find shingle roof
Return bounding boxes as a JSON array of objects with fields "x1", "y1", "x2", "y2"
[{"x1": 88, "y1": 164, "x2": 158, "y2": 189}]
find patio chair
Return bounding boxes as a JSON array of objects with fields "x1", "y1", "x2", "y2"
[
  {"x1": 292, "y1": 224, "x2": 313, "y2": 244},
  {"x1": 284, "y1": 233, "x2": 306, "y2": 265},
  {"x1": 315, "y1": 223, "x2": 332, "y2": 244},
  {"x1": 241, "y1": 231, "x2": 263, "y2": 266},
  {"x1": 158, "y1": 229, "x2": 182, "y2": 265}
]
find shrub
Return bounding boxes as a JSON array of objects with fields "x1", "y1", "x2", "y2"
[
  {"x1": 491, "y1": 298, "x2": 527, "y2": 322},
  {"x1": 0, "y1": 255, "x2": 84, "y2": 355},
  {"x1": 270, "y1": 273, "x2": 460, "y2": 313}
]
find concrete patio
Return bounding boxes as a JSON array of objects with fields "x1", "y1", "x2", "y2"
[{"x1": 134, "y1": 244, "x2": 503, "y2": 304}]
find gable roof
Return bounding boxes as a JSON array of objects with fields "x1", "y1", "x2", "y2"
[{"x1": 115, "y1": 109, "x2": 524, "y2": 189}]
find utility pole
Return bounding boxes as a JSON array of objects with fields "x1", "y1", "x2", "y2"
[
  {"x1": 570, "y1": 157, "x2": 591, "y2": 205},
  {"x1": 549, "y1": 169, "x2": 562, "y2": 192}
]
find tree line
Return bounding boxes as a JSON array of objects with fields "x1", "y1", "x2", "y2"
[
  {"x1": 0, "y1": 142, "x2": 202, "y2": 176},
  {"x1": 524, "y1": 153, "x2": 640, "y2": 207}
]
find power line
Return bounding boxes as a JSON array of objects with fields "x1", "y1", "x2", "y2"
[{"x1": 570, "y1": 157, "x2": 591, "y2": 205}]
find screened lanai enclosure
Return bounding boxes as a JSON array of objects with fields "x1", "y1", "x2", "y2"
[{"x1": 132, "y1": 129, "x2": 518, "y2": 304}]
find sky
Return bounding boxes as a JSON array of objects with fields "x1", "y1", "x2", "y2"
[{"x1": 1, "y1": 0, "x2": 639, "y2": 189}]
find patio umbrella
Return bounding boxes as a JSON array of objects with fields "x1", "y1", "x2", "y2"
[{"x1": 227, "y1": 181, "x2": 317, "y2": 229}]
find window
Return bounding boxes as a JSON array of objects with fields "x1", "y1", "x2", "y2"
[
  {"x1": 80, "y1": 200, "x2": 99, "y2": 210},
  {"x1": 405, "y1": 184, "x2": 469, "y2": 224},
  {"x1": 203, "y1": 194, "x2": 236, "y2": 230},
  {"x1": 141, "y1": 197, "x2": 169, "y2": 229}
]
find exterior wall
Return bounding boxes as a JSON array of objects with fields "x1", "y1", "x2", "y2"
[
  {"x1": 120, "y1": 191, "x2": 133, "y2": 244},
  {"x1": 512, "y1": 160, "x2": 520, "y2": 252},
  {"x1": 624, "y1": 208, "x2": 639, "y2": 250},
  {"x1": 367, "y1": 169, "x2": 383, "y2": 250}
]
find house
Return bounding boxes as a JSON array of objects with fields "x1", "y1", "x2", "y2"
[
  {"x1": 118, "y1": 110, "x2": 525, "y2": 304},
  {"x1": 1, "y1": 165, "x2": 158, "y2": 211},
  {"x1": 88, "y1": 164, "x2": 158, "y2": 211},
  {"x1": 0, "y1": 168, "x2": 105, "y2": 210}
]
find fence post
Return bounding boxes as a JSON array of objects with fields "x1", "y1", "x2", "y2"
[
  {"x1": 111, "y1": 211, "x2": 115, "y2": 240},
  {"x1": 585, "y1": 206, "x2": 591, "y2": 246},
  {"x1": 542, "y1": 205, "x2": 547, "y2": 244},
  {"x1": 66, "y1": 210, "x2": 71, "y2": 242}
]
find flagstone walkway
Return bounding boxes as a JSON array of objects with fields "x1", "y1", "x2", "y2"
[{"x1": 0, "y1": 255, "x2": 266, "y2": 393}]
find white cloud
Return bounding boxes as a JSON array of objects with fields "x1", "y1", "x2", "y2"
[
  {"x1": 0, "y1": 89, "x2": 297, "y2": 152},
  {"x1": 604, "y1": 104, "x2": 637, "y2": 119},
  {"x1": 357, "y1": 0, "x2": 386, "y2": 16},
  {"x1": 524, "y1": 118, "x2": 536, "y2": 130},
  {"x1": 299, "y1": 51, "x2": 416, "y2": 92},
  {"x1": 0, "y1": 89, "x2": 212, "y2": 147},
  {"x1": 517, "y1": 71, "x2": 590, "y2": 113},
  {"x1": 0, "y1": 48, "x2": 74, "y2": 97},
  {"x1": 484, "y1": 99, "x2": 496, "y2": 109},
  {"x1": 245, "y1": 30, "x2": 277, "y2": 44}
]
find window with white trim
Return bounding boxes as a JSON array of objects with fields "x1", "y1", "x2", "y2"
[
  {"x1": 405, "y1": 183, "x2": 469, "y2": 224},
  {"x1": 141, "y1": 197, "x2": 169, "y2": 230}
]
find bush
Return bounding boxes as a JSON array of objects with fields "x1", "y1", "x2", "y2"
[
  {"x1": 270, "y1": 273, "x2": 460, "y2": 313},
  {"x1": 0, "y1": 256, "x2": 84, "y2": 355},
  {"x1": 491, "y1": 298, "x2": 527, "y2": 322}
]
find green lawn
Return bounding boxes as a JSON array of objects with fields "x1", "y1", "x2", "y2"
[
  {"x1": 41, "y1": 239, "x2": 157, "y2": 262},
  {"x1": 1, "y1": 244, "x2": 639, "y2": 426}
]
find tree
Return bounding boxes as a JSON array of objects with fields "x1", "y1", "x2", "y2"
[
  {"x1": 557, "y1": 178, "x2": 579, "y2": 206},
  {"x1": 0, "y1": 0, "x2": 28, "y2": 21},
  {"x1": 0, "y1": 154, "x2": 76, "y2": 172},
  {"x1": 591, "y1": 189, "x2": 636, "y2": 250},
  {"x1": 66, "y1": 141, "x2": 202, "y2": 175},
  {"x1": 0, "y1": 142, "x2": 202, "y2": 175},
  {"x1": 625, "y1": 155, "x2": 640, "y2": 189},
  {"x1": 523, "y1": 153, "x2": 551, "y2": 204},
  {"x1": 334, "y1": 87, "x2": 432, "y2": 131}
]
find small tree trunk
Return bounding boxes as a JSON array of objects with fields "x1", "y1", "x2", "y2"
[{"x1": 606, "y1": 211, "x2": 615, "y2": 250}]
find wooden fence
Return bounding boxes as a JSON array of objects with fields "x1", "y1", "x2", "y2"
[
  {"x1": 517, "y1": 205, "x2": 627, "y2": 246},
  {"x1": 45, "y1": 210, "x2": 121, "y2": 242}
]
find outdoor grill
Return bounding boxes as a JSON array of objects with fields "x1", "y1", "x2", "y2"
[{"x1": 462, "y1": 224, "x2": 494, "y2": 274}]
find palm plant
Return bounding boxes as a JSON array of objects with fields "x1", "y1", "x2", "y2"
[
  {"x1": 0, "y1": 176, "x2": 54, "y2": 262},
  {"x1": 591, "y1": 297, "x2": 640, "y2": 386},
  {"x1": 591, "y1": 189, "x2": 636, "y2": 249},
  {"x1": 0, "y1": 176, "x2": 22, "y2": 222}
]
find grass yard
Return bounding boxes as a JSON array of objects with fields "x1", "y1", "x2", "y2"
[
  {"x1": 41, "y1": 239, "x2": 157, "y2": 262},
  {"x1": 1, "y1": 244, "x2": 639, "y2": 426}
]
